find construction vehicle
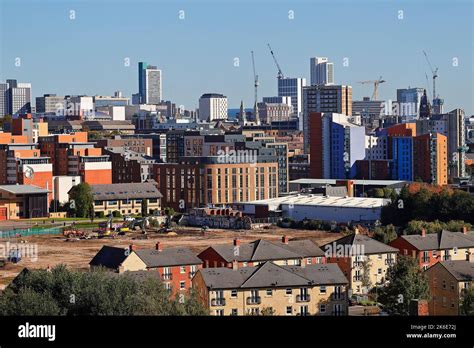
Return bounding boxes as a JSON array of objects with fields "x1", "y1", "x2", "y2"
[
  {"x1": 97, "y1": 214, "x2": 116, "y2": 238},
  {"x1": 358, "y1": 76, "x2": 385, "y2": 101},
  {"x1": 63, "y1": 227, "x2": 89, "y2": 239}
]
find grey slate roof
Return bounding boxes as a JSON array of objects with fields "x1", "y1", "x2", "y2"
[
  {"x1": 322, "y1": 233, "x2": 398, "y2": 255},
  {"x1": 199, "y1": 262, "x2": 348, "y2": 289},
  {"x1": 0, "y1": 185, "x2": 50, "y2": 195},
  {"x1": 90, "y1": 182, "x2": 163, "y2": 200},
  {"x1": 199, "y1": 239, "x2": 324, "y2": 263},
  {"x1": 438, "y1": 260, "x2": 474, "y2": 281},
  {"x1": 89, "y1": 246, "x2": 128, "y2": 269},
  {"x1": 400, "y1": 230, "x2": 474, "y2": 251},
  {"x1": 135, "y1": 247, "x2": 202, "y2": 268}
]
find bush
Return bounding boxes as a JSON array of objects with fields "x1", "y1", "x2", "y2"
[
  {"x1": 112, "y1": 210, "x2": 122, "y2": 218},
  {"x1": 95, "y1": 211, "x2": 105, "y2": 219}
]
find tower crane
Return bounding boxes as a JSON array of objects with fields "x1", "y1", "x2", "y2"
[
  {"x1": 423, "y1": 50, "x2": 439, "y2": 103},
  {"x1": 267, "y1": 43, "x2": 284, "y2": 80},
  {"x1": 251, "y1": 50, "x2": 260, "y2": 125},
  {"x1": 358, "y1": 76, "x2": 386, "y2": 101}
]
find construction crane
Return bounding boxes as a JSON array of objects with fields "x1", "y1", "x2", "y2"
[
  {"x1": 358, "y1": 76, "x2": 386, "y2": 101},
  {"x1": 425, "y1": 73, "x2": 432, "y2": 101},
  {"x1": 251, "y1": 50, "x2": 260, "y2": 125},
  {"x1": 267, "y1": 43, "x2": 284, "y2": 80},
  {"x1": 423, "y1": 50, "x2": 438, "y2": 102}
]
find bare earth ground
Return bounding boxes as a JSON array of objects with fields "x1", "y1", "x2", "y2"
[{"x1": 0, "y1": 225, "x2": 342, "y2": 289}]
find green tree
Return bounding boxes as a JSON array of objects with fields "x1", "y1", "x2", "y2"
[
  {"x1": 378, "y1": 256, "x2": 430, "y2": 315},
  {"x1": 260, "y1": 307, "x2": 276, "y2": 316},
  {"x1": 373, "y1": 224, "x2": 398, "y2": 244},
  {"x1": 460, "y1": 287, "x2": 474, "y2": 316},
  {"x1": 0, "y1": 265, "x2": 208, "y2": 316},
  {"x1": 69, "y1": 183, "x2": 94, "y2": 218},
  {"x1": 361, "y1": 259, "x2": 372, "y2": 291}
]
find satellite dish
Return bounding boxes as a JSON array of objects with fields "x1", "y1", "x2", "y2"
[{"x1": 24, "y1": 166, "x2": 35, "y2": 179}]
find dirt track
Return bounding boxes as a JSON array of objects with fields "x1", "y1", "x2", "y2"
[{"x1": 0, "y1": 226, "x2": 342, "y2": 289}]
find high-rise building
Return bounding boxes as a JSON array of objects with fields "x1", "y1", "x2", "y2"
[
  {"x1": 309, "y1": 112, "x2": 365, "y2": 179},
  {"x1": 6, "y1": 80, "x2": 31, "y2": 116},
  {"x1": 36, "y1": 94, "x2": 66, "y2": 114},
  {"x1": 138, "y1": 62, "x2": 162, "y2": 104},
  {"x1": 198, "y1": 93, "x2": 228, "y2": 122},
  {"x1": 310, "y1": 57, "x2": 334, "y2": 86},
  {"x1": 0, "y1": 82, "x2": 9, "y2": 117},
  {"x1": 278, "y1": 77, "x2": 306, "y2": 121},
  {"x1": 303, "y1": 85, "x2": 352, "y2": 152},
  {"x1": 413, "y1": 132, "x2": 448, "y2": 185},
  {"x1": 396, "y1": 87, "x2": 424, "y2": 120}
]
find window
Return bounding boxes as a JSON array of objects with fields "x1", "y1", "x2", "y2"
[
  {"x1": 320, "y1": 304, "x2": 326, "y2": 313},
  {"x1": 453, "y1": 247, "x2": 458, "y2": 256},
  {"x1": 231, "y1": 309, "x2": 238, "y2": 316},
  {"x1": 242, "y1": 262, "x2": 248, "y2": 267},
  {"x1": 180, "y1": 281, "x2": 186, "y2": 290},
  {"x1": 286, "y1": 288, "x2": 292, "y2": 295},
  {"x1": 378, "y1": 254, "x2": 382, "y2": 260},
  {"x1": 165, "y1": 282, "x2": 171, "y2": 291},
  {"x1": 442, "y1": 280, "x2": 446, "y2": 289},
  {"x1": 266, "y1": 289, "x2": 273, "y2": 296},
  {"x1": 180, "y1": 266, "x2": 186, "y2": 274},
  {"x1": 378, "y1": 268, "x2": 382, "y2": 275},
  {"x1": 286, "y1": 306, "x2": 292, "y2": 315},
  {"x1": 307, "y1": 258, "x2": 312, "y2": 265},
  {"x1": 215, "y1": 309, "x2": 224, "y2": 316},
  {"x1": 231, "y1": 290, "x2": 238, "y2": 298},
  {"x1": 320, "y1": 286, "x2": 327, "y2": 294}
]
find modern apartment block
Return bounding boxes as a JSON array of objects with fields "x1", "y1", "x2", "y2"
[
  {"x1": 9, "y1": 113, "x2": 48, "y2": 143},
  {"x1": 425, "y1": 258, "x2": 474, "y2": 315},
  {"x1": 309, "y1": 112, "x2": 365, "y2": 179},
  {"x1": 96, "y1": 135, "x2": 153, "y2": 157},
  {"x1": 303, "y1": 85, "x2": 352, "y2": 152},
  {"x1": 198, "y1": 236, "x2": 326, "y2": 268},
  {"x1": 153, "y1": 156, "x2": 279, "y2": 211},
  {"x1": 35, "y1": 94, "x2": 66, "y2": 114},
  {"x1": 413, "y1": 133, "x2": 448, "y2": 185},
  {"x1": 38, "y1": 132, "x2": 112, "y2": 185},
  {"x1": 198, "y1": 93, "x2": 228, "y2": 121},
  {"x1": 4, "y1": 79, "x2": 32, "y2": 116},
  {"x1": 193, "y1": 261, "x2": 349, "y2": 316},
  {"x1": 390, "y1": 228, "x2": 474, "y2": 271},
  {"x1": 310, "y1": 57, "x2": 334, "y2": 86},
  {"x1": 322, "y1": 231, "x2": 398, "y2": 295}
]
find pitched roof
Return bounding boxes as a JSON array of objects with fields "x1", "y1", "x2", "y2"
[
  {"x1": 89, "y1": 246, "x2": 128, "y2": 269},
  {"x1": 322, "y1": 233, "x2": 398, "y2": 255},
  {"x1": 90, "y1": 182, "x2": 163, "y2": 200},
  {"x1": 201, "y1": 239, "x2": 324, "y2": 263},
  {"x1": 436, "y1": 260, "x2": 474, "y2": 281},
  {"x1": 135, "y1": 247, "x2": 202, "y2": 267},
  {"x1": 198, "y1": 262, "x2": 348, "y2": 289},
  {"x1": 399, "y1": 230, "x2": 474, "y2": 251}
]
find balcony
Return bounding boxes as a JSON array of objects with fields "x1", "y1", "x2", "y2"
[
  {"x1": 211, "y1": 298, "x2": 226, "y2": 307},
  {"x1": 385, "y1": 259, "x2": 395, "y2": 266},
  {"x1": 161, "y1": 273, "x2": 172, "y2": 281},
  {"x1": 353, "y1": 276, "x2": 362, "y2": 282},
  {"x1": 331, "y1": 293, "x2": 345, "y2": 301},
  {"x1": 296, "y1": 295, "x2": 311, "y2": 303},
  {"x1": 246, "y1": 296, "x2": 261, "y2": 305}
]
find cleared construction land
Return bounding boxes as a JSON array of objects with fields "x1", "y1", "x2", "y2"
[{"x1": 0, "y1": 224, "x2": 342, "y2": 289}]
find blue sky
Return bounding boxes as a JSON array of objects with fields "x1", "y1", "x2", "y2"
[{"x1": 1, "y1": 0, "x2": 473, "y2": 114}]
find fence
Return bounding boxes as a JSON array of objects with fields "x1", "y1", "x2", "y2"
[{"x1": 0, "y1": 227, "x2": 63, "y2": 239}]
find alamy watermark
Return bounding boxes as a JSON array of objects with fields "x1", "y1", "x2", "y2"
[{"x1": 0, "y1": 242, "x2": 38, "y2": 262}]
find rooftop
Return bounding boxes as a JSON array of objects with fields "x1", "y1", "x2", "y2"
[
  {"x1": 322, "y1": 233, "x2": 399, "y2": 255},
  {"x1": 135, "y1": 246, "x2": 202, "y2": 267},
  {"x1": 89, "y1": 182, "x2": 163, "y2": 201},
  {"x1": 290, "y1": 178, "x2": 410, "y2": 186},
  {"x1": 433, "y1": 260, "x2": 474, "y2": 281},
  {"x1": 241, "y1": 194, "x2": 390, "y2": 211},
  {"x1": 0, "y1": 184, "x2": 50, "y2": 195},
  {"x1": 199, "y1": 262, "x2": 348, "y2": 289},
  {"x1": 399, "y1": 230, "x2": 474, "y2": 251}
]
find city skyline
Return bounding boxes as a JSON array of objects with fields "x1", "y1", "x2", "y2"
[{"x1": 1, "y1": 0, "x2": 473, "y2": 115}]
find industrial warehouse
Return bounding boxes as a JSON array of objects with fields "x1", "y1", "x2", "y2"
[{"x1": 237, "y1": 194, "x2": 390, "y2": 223}]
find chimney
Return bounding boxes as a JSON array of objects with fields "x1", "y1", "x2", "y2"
[
  {"x1": 282, "y1": 235, "x2": 289, "y2": 244},
  {"x1": 155, "y1": 242, "x2": 162, "y2": 252},
  {"x1": 129, "y1": 244, "x2": 137, "y2": 252},
  {"x1": 233, "y1": 239, "x2": 240, "y2": 247},
  {"x1": 232, "y1": 260, "x2": 239, "y2": 270},
  {"x1": 421, "y1": 229, "x2": 426, "y2": 237},
  {"x1": 463, "y1": 226, "x2": 468, "y2": 235}
]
